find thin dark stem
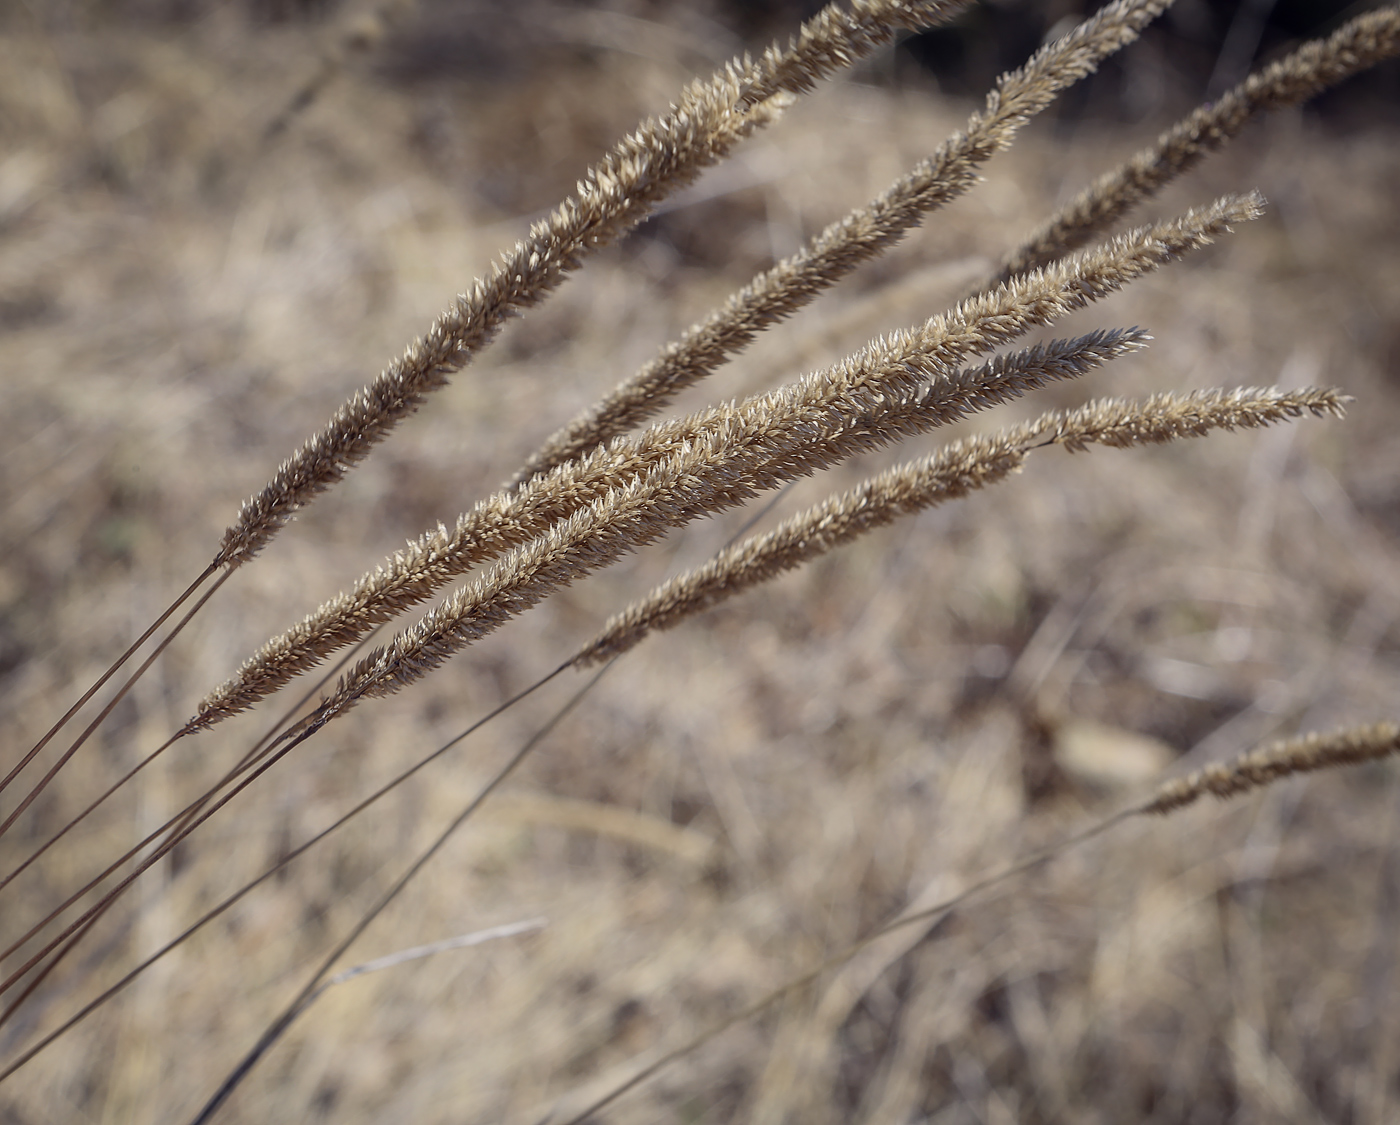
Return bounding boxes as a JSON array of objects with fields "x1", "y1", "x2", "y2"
[
  {"x1": 0, "y1": 568, "x2": 233, "y2": 842},
  {"x1": 0, "y1": 503, "x2": 816, "y2": 1068},
  {"x1": 187, "y1": 660, "x2": 618, "y2": 1125},
  {"x1": 0, "y1": 626, "x2": 382, "y2": 964},
  {"x1": 0, "y1": 658, "x2": 577, "y2": 1074},
  {"x1": 0, "y1": 703, "x2": 336, "y2": 1006},
  {"x1": 0, "y1": 562, "x2": 218, "y2": 800},
  {"x1": 0, "y1": 749, "x2": 243, "y2": 968},
  {"x1": 0, "y1": 730, "x2": 182, "y2": 898},
  {"x1": 0, "y1": 716, "x2": 325, "y2": 1023},
  {"x1": 552, "y1": 807, "x2": 1139, "y2": 1125}
]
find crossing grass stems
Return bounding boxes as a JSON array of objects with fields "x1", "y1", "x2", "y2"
[{"x1": 3, "y1": 0, "x2": 1400, "y2": 1121}]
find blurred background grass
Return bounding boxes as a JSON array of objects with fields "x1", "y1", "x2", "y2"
[{"x1": 2, "y1": 1, "x2": 1400, "y2": 1121}]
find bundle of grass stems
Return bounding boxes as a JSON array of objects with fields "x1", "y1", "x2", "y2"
[{"x1": 2, "y1": 0, "x2": 1400, "y2": 1120}]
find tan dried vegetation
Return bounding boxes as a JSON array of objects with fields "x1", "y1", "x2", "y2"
[{"x1": 2, "y1": 0, "x2": 1400, "y2": 1121}]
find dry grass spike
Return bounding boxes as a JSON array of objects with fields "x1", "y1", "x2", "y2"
[
  {"x1": 987, "y1": 4, "x2": 1400, "y2": 286},
  {"x1": 508, "y1": 0, "x2": 1175, "y2": 487},
  {"x1": 579, "y1": 383, "x2": 1347, "y2": 663},
  {"x1": 1145, "y1": 721, "x2": 1400, "y2": 813},
  {"x1": 10, "y1": 2, "x2": 1400, "y2": 1118},
  {"x1": 188, "y1": 194, "x2": 1258, "y2": 732},
  {"x1": 187, "y1": 0, "x2": 1203, "y2": 731},
  {"x1": 210, "y1": 196, "x2": 1256, "y2": 733},
  {"x1": 211, "y1": 0, "x2": 971, "y2": 571}
]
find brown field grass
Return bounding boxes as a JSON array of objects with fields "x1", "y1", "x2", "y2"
[{"x1": 3, "y1": 2, "x2": 1400, "y2": 1122}]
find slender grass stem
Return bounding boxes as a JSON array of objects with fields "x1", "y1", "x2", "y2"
[{"x1": 0, "y1": 562, "x2": 217, "y2": 804}]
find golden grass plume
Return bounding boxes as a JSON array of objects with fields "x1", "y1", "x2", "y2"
[
  {"x1": 191, "y1": 194, "x2": 1258, "y2": 731},
  {"x1": 212, "y1": 0, "x2": 971, "y2": 571},
  {"x1": 988, "y1": 4, "x2": 1400, "y2": 285},
  {"x1": 6, "y1": 0, "x2": 1400, "y2": 1119},
  {"x1": 509, "y1": 0, "x2": 1175, "y2": 487},
  {"x1": 578, "y1": 384, "x2": 1348, "y2": 663}
]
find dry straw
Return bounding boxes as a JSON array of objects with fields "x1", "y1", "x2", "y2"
[
  {"x1": 12, "y1": 377, "x2": 1344, "y2": 1039},
  {"x1": 9, "y1": 383, "x2": 1350, "y2": 1024},
  {"x1": 987, "y1": 5, "x2": 1400, "y2": 286},
  {"x1": 8, "y1": 0, "x2": 1176, "y2": 1015},
  {"x1": 2, "y1": 560, "x2": 1367, "y2": 1084},
  {"x1": 12, "y1": 0, "x2": 1400, "y2": 1113},
  {"x1": 0, "y1": 0, "x2": 982, "y2": 1037},
  {"x1": 17, "y1": 0, "x2": 977, "y2": 802},
  {"x1": 555, "y1": 718, "x2": 1400, "y2": 1123}
]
